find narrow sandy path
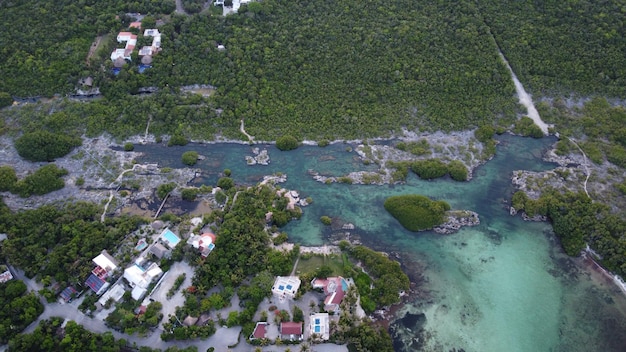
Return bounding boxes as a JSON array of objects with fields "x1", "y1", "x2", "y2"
[
  {"x1": 498, "y1": 52, "x2": 551, "y2": 135},
  {"x1": 240, "y1": 119, "x2": 254, "y2": 142}
]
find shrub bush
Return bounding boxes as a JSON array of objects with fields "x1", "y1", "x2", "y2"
[
  {"x1": 0, "y1": 165, "x2": 17, "y2": 191},
  {"x1": 217, "y1": 177, "x2": 234, "y2": 190},
  {"x1": 15, "y1": 131, "x2": 82, "y2": 162},
  {"x1": 276, "y1": 135, "x2": 299, "y2": 151},
  {"x1": 320, "y1": 215, "x2": 332, "y2": 225},
  {"x1": 182, "y1": 151, "x2": 199, "y2": 166},
  {"x1": 411, "y1": 159, "x2": 448, "y2": 179},
  {"x1": 447, "y1": 160, "x2": 468, "y2": 181},
  {"x1": 168, "y1": 134, "x2": 189, "y2": 146},
  {"x1": 12, "y1": 164, "x2": 68, "y2": 197}
]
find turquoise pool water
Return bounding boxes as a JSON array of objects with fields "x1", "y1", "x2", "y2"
[{"x1": 161, "y1": 229, "x2": 181, "y2": 247}]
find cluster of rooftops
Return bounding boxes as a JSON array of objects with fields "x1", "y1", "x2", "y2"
[
  {"x1": 110, "y1": 21, "x2": 162, "y2": 68},
  {"x1": 254, "y1": 275, "x2": 352, "y2": 342},
  {"x1": 58, "y1": 225, "x2": 354, "y2": 344},
  {"x1": 61, "y1": 228, "x2": 216, "y2": 304}
]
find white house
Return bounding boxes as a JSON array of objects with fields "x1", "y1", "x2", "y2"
[
  {"x1": 117, "y1": 32, "x2": 134, "y2": 42},
  {"x1": 123, "y1": 262, "x2": 163, "y2": 300},
  {"x1": 188, "y1": 232, "x2": 216, "y2": 257},
  {"x1": 271, "y1": 276, "x2": 301, "y2": 300},
  {"x1": 93, "y1": 250, "x2": 118, "y2": 273},
  {"x1": 309, "y1": 313, "x2": 330, "y2": 340},
  {"x1": 111, "y1": 32, "x2": 138, "y2": 62}
]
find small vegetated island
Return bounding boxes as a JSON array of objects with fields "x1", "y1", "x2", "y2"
[
  {"x1": 384, "y1": 195, "x2": 450, "y2": 231},
  {"x1": 384, "y1": 194, "x2": 479, "y2": 233}
]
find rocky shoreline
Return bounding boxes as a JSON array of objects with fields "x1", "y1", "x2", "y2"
[
  {"x1": 433, "y1": 210, "x2": 480, "y2": 234},
  {"x1": 509, "y1": 138, "x2": 626, "y2": 217}
]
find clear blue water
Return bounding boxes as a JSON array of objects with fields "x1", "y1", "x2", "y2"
[
  {"x1": 135, "y1": 135, "x2": 626, "y2": 351},
  {"x1": 315, "y1": 326, "x2": 321, "y2": 333}
]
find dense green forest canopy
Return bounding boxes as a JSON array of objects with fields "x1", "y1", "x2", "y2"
[
  {"x1": 512, "y1": 190, "x2": 626, "y2": 276},
  {"x1": 0, "y1": 0, "x2": 175, "y2": 97},
  {"x1": 0, "y1": 200, "x2": 144, "y2": 283},
  {"x1": 2, "y1": 1, "x2": 626, "y2": 139},
  {"x1": 0, "y1": 280, "x2": 44, "y2": 344},
  {"x1": 9, "y1": 318, "x2": 199, "y2": 352},
  {"x1": 478, "y1": 0, "x2": 626, "y2": 97}
]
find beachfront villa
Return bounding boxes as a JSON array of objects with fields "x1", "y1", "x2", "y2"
[
  {"x1": 309, "y1": 312, "x2": 330, "y2": 340},
  {"x1": 271, "y1": 276, "x2": 301, "y2": 300},
  {"x1": 311, "y1": 276, "x2": 351, "y2": 312},
  {"x1": 111, "y1": 27, "x2": 162, "y2": 73}
]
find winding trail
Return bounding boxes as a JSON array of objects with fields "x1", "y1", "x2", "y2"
[
  {"x1": 240, "y1": 119, "x2": 254, "y2": 143},
  {"x1": 101, "y1": 165, "x2": 142, "y2": 222},
  {"x1": 567, "y1": 137, "x2": 592, "y2": 199},
  {"x1": 498, "y1": 52, "x2": 551, "y2": 135}
]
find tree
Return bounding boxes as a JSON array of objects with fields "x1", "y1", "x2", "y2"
[
  {"x1": 181, "y1": 188, "x2": 199, "y2": 201},
  {"x1": 157, "y1": 182, "x2": 176, "y2": 199},
  {"x1": 276, "y1": 135, "x2": 299, "y2": 151},
  {"x1": 124, "y1": 142, "x2": 135, "y2": 151},
  {"x1": 12, "y1": 164, "x2": 68, "y2": 197},
  {"x1": 475, "y1": 125, "x2": 495, "y2": 143}
]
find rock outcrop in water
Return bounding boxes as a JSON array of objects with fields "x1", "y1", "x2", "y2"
[
  {"x1": 245, "y1": 147, "x2": 270, "y2": 165},
  {"x1": 433, "y1": 210, "x2": 480, "y2": 234}
]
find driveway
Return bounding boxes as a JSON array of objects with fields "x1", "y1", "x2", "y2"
[{"x1": 148, "y1": 261, "x2": 195, "y2": 325}]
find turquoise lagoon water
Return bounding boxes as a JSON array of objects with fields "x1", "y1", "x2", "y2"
[{"x1": 135, "y1": 135, "x2": 626, "y2": 351}]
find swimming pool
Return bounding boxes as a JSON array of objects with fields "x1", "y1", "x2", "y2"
[
  {"x1": 341, "y1": 278, "x2": 348, "y2": 291},
  {"x1": 314, "y1": 326, "x2": 321, "y2": 333},
  {"x1": 161, "y1": 229, "x2": 181, "y2": 247}
]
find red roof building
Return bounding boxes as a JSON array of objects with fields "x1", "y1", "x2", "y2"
[
  {"x1": 280, "y1": 321, "x2": 303, "y2": 341},
  {"x1": 249, "y1": 322, "x2": 267, "y2": 340},
  {"x1": 311, "y1": 276, "x2": 350, "y2": 312}
]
